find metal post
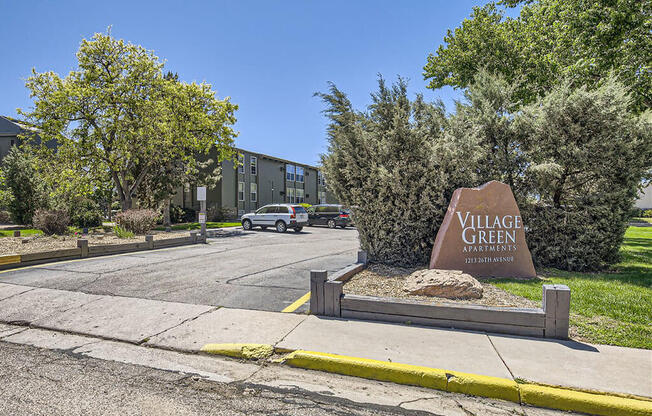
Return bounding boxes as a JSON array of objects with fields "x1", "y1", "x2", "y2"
[{"x1": 200, "y1": 200, "x2": 206, "y2": 239}]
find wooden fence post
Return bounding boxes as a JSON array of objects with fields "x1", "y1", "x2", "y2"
[
  {"x1": 310, "y1": 270, "x2": 327, "y2": 315},
  {"x1": 543, "y1": 284, "x2": 570, "y2": 339},
  {"x1": 77, "y1": 239, "x2": 88, "y2": 258}
]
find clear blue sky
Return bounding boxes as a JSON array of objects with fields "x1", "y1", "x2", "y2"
[{"x1": 0, "y1": 0, "x2": 496, "y2": 166}]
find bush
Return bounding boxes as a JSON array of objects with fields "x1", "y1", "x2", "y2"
[
  {"x1": 170, "y1": 205, "x2": 196, "y2": 224},
  {"x1": 114, "y1": 209, "x2": 158, "y2": 234},
  {"x1": 0, "y1": 211, "x2": 11, "y2": 224},
  {"x1": 318, "y1": 78, "x2": 480, "y2": 266},
  {"x1": 207, "y1": 205, "x2": 236, "y2": 222},
  {"x1": 643, "y1": 209, "x2": 652, "y2": 218},
  {"x1": 113, "y1": 225, "x2": 134, "y2": 239},
  {"x1": 2, "y1": 147, "x2": 47, "y2": 225},
  {"x1": 32, "y1": 209, "x2": 70, "y2": 235},
  {"x1": 70, "y1": 198, "x2": 103, "y2": 228}
]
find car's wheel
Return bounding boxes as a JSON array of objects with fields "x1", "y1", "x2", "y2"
[
  {"x1": 242, "y1": 219, "x2": 252, "y2": 230},
  {"x1": 276, "y1": 220, "x2": 287, "y2": 233},
  {"x1": 340, "y1": 225, "x2": 347, "y2": 229},
  {"x1": 261, "y1": 226, "x2": 267, "y2": 230},
  {"x1": 294, "y1": 227, "x2": 303, "y2": 232},
  {"x1": 327, "y1": 219, "x2": 336, "y2": 229}
]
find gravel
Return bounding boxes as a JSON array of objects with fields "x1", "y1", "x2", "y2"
[
  {"x1": 0, "y1": 231, "x2": 192, "y2": 256},
  {"x1": 344, "y1": 263, "x2": 539, "y2": 308}
]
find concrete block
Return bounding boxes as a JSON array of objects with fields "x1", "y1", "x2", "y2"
[{"x1": 77, "y1": 239, "x2": 89, "y2": 257}]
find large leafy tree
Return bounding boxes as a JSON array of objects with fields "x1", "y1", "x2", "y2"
[
  {"x1": 21, "y1": 31, "x2": 237, "y2": 210},
  {"x1": 424, "y1": 0, "x2": 651, "y2": 112}
]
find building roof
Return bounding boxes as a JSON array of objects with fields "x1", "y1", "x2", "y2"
[
  {"x1": 0, "y1": 116, "x2": 40, "y2": 136},
  {"x1": 236, "y1": 147, "x2": 321, "y2": 171}
]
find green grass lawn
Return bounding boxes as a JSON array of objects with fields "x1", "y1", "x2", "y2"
[
  {"x1": 154, "y1": 221, "x2": 241, "y2": 231},
  {"x1": 631, "y1": 217, "x2": 652, "y2": 224},
  {"x1": 0, "y1": 229, "x2": 43, "y2": 237},
  {"x1": 491, "y1": 226, "x2": 652, "y2": 349}
]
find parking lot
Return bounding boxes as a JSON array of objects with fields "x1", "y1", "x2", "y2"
[{"x1": 0, "y1": 226, "x2": 359, "y2": 312}]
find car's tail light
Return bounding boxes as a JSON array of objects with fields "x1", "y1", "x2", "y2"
[
  {"x1": 339, "y1": 214, "x2": 349, "y2": 218},
  {"x1": 290, "y1": 206, "x2": 296, "y2": 219}
]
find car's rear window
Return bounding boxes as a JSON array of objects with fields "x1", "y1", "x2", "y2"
[{"x1": 292, "y1": 206, "x2": 307, "y2": 214}]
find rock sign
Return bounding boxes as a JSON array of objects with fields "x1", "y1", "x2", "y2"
[{"x1": 429, "y1": 181, "x2": 536, "y2": 278}]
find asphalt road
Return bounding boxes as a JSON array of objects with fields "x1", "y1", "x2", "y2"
[
  {"x1": 0, "y1": 226, "x2": 359, "y2": 312},
  {"x1": 0, "y1": 341, "x2": 414, "y2": 416}
]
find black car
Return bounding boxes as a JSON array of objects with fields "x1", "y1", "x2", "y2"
[{"x1": 307, "y1": 204, "x2": 352, "y2": 228}]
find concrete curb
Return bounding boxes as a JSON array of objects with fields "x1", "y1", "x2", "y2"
[
  {"x1": 201, "y1": 343, "x2": 274, "y2": 360},
  {"x1": 200, "y1": 344, "x2": 652, "y2": 416}
]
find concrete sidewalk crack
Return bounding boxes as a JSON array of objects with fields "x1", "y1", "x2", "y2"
[
  {"x1": 139, "y1": 307, "x2": 219, "y2": 344},
  {"x1": 0, "y1": 286, "x2": 37, "y2": 302},
  {"x1": 486, "y1": 334, "x2": 516, "y2": 380},
  {"x1": 273, "y1": 316, "x2": 309, "y2": 348}
]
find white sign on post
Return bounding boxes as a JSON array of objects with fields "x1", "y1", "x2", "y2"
[
  {"x1": 197, "y1": 186, "x2": 207, "y2": 201},
  {"x1": 198, "y1": 213, "x2": 206, "y2": 224}
]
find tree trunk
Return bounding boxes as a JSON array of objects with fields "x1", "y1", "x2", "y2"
[{"x1": 164, "y1": 199, "x2": 171, "y2": 226}]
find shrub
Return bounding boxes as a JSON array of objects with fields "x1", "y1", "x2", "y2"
[
  {"x1": 318, "y1": 78, "x2": 480, "y2": 266},
  {"x1": 70, "y1": 198, "x2": 103, "y2": 228},
  {"x1": 32, "y1": 209, "x2": 70, "y2": 235},
  {"x1": 114, "y1": 209, "x2": 158, "y2": 234},
  {"x1": 207, "y1": 205, "x2": 236, "y2": 222},
  {"x1": 2, "y1": 147, "x2": 47, "y2": 225},
  {"x1": 170, "y1": 205, "x2": 196, "y2": 223},
  {"x1": 0, "y1": 211, "x2": 11, "y2": 224},
  {"x1": 113, "y1": 225, "x2": 134, "y2": 239},
  {"x1": 643, "y1": 209, "x2": 652, "y2": 218}
]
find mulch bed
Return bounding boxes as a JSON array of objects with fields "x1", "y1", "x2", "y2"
[
  {"x1": 0, "y1": 230, "x2": 192, "y2": 256},
  {"x1": 343, "y1": 263, "x2": 540, "y2": 308}
]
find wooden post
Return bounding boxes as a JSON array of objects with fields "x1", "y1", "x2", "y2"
[
  {"x1": 200, "y1": 200, "x2": 207, "y2": 241},
  {"x1": 13, "y1": 230, "x2": 20, "y2": 237},
  {"x1": 357, "y1": 250, "x2": 368, "y2": 265},
  {"x1": 77, "y1": 239, "x2": 89, "y2": 258},
  {"x1": 324, "y1": 280, "x2": 343, "y2": 317},
  {"x1": 145, "y1": 235, "x2": 154, "y2": 249},
  {"x1": 543, "y1": 284, "x2": 570, "y2": 339},
  {"x1": 310, "y1": 270, "x2": 327, "y2": 315},
  {"x1": 189, "y1": 231, "x2": 198, "y2": 243}
]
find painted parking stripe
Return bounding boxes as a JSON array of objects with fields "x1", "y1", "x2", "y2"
[{"x1": 282, "y1": 291, "x2": 310, "y2": 313}]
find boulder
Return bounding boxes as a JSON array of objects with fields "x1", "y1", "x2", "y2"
[{"x1": 404, "y1": 269, "x2": 483, "y2": 299}]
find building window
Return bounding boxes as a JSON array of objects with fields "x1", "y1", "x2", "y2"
[
  {"x1": 286, "y1": 164, "x2": 295, "y2": 181},
  {"x1": 319, "y1": 191, "x2": 326, "y2": 204},
  {"x1": 318, "y1": 171, "x2": 326, "y2": 186},
  {"x1": 296, "y1": 166, "x2": 304, "y2": 183},
  {"x1": 250, "y1": 183, "x2": 257, "y2": 202},
  {"x1": 238, "y1": 154, "x2": 245, "y2": 174},
  {"x1": 296, "y1": 188, "x2": 305, "y2": 203},
  {"x1": 286, "y1": 187, "x2": 295, "y2": 203},
  {"x1": 250, "y1": 156, "x2": 257, "y2": 175},
  {"x1": 238, "y1": 182, "x2": 245, "y2": 201}
]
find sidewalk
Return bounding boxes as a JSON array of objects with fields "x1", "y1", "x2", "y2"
[{"x1": 0, "y1": 282, "x2": 650, "y2": 403}]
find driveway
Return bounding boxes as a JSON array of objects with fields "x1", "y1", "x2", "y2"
[{"x1": 0, "y1": 227, "x2": 359, "y2": 312}]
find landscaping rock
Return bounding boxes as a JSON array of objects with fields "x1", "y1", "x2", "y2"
[{"x1": 403, "y1": 269, "x2": 483, "y2": 299}]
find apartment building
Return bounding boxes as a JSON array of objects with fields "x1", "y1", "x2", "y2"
[{"x1": 173, "y1": 148, "x2": 336, "y2": 217}]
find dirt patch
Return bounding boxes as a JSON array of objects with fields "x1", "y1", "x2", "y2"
[
  {"x1": 343, "y1": 263, "x2": 540, "y2": 308},
  {"x1": 0, "y1": 230, "x2": 193, "y2": 256}
]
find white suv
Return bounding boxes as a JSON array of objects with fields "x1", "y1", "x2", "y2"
[{"x1": 241, "y1": 204, "x2": 309, "y2": 233}]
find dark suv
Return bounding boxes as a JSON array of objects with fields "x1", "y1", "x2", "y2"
[{"x1": 307, "y1": 204, "x2": 352, "y2": 229}]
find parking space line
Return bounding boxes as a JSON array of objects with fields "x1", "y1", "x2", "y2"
[{"x1": 282, "y1": 291, "x2": 310, "y2": 313}]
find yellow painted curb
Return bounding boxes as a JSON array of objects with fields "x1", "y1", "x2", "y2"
[
  {"x1": 282, "y1": 350, "x2": 448, "y2": 390},
  {"x1": 520, "y1": 384, "x2": 652, "y2": 416},
  {"x1": 200, "y1": 343, "x2": 274, "y2": 360},
  {"x1": 446, "y1": 370, "x2": 520, "y2": 403},
  {"x1": 0, "y1": 255, "x2": 21, "y2": 266}
]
